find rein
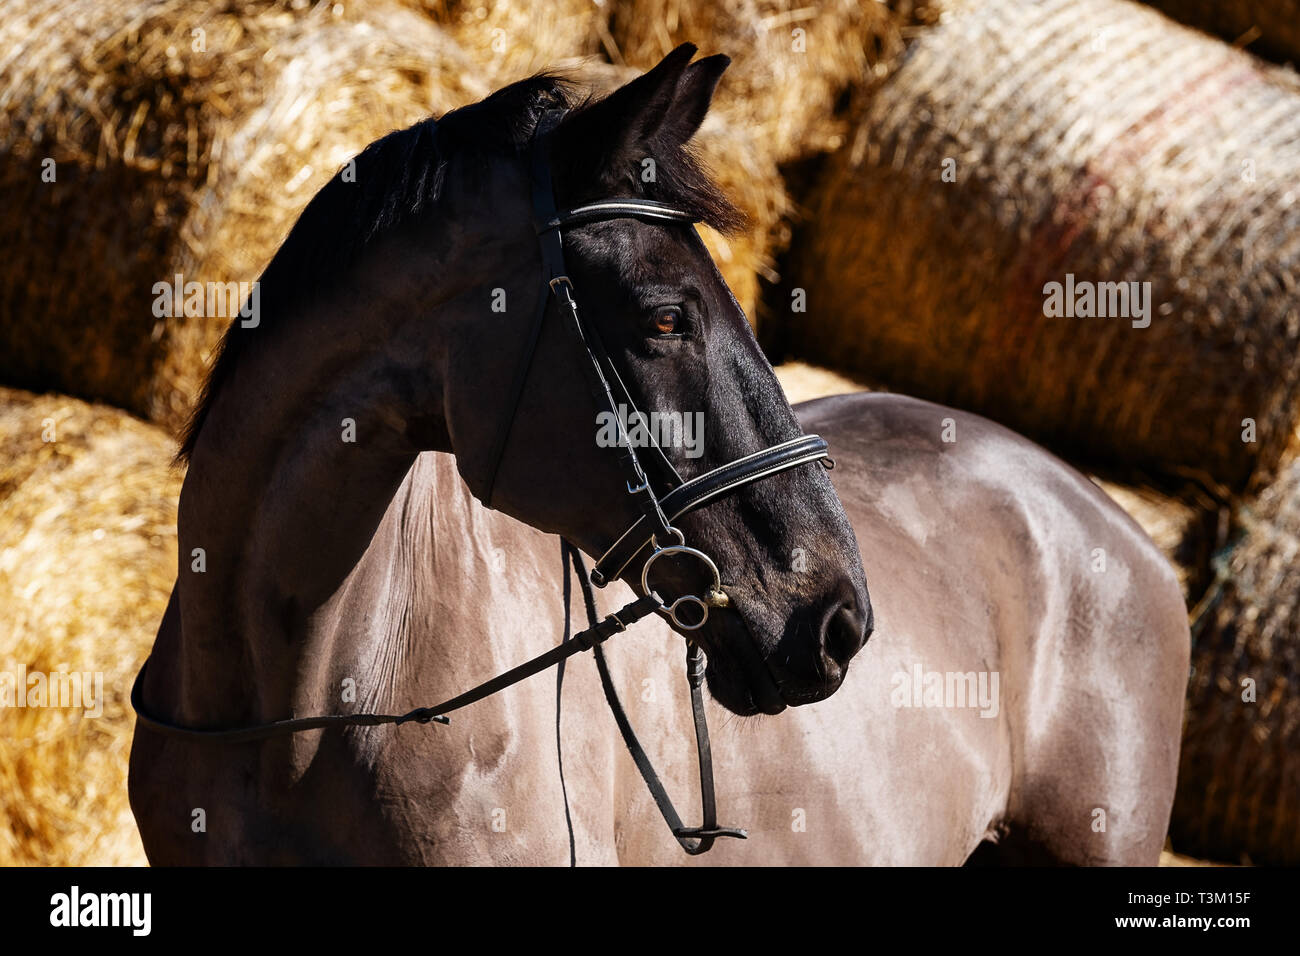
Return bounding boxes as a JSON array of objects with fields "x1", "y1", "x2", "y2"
[
  {"x1": 130, "y1": 581, "x2": 660, "y2": 740},
  {"x1": 131, "y1": 107, "x2": 835, "y2": 859},
  {"x1": 560, "y1": 539, "x2": 744, "y2": 858}
]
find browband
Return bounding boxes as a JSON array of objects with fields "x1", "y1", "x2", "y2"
[
  {"x1": 540, "y1": 200, "x2": 701, "y2": 233},
  {"x1": 590, "y1": 434, "x2": 831, "y2": 586}
]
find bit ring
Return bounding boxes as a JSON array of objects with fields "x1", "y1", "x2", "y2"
[{"x1": 641, "y1": 542, "x2": 724, "y2": 631}]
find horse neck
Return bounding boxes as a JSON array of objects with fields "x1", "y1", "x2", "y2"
[{"x1": 169, "y1": 257, "x2": 456, "y2": 727}]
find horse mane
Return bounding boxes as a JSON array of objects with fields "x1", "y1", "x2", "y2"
[{"x1": 176, "y1": 71, "x2": 741, "y2": 464}]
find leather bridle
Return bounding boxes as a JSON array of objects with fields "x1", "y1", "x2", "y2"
[{"x1": 130, "y1": 108, "x2": 834, "y2": 859}]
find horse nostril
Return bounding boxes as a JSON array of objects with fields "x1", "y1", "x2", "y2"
[{"x1": 822, "y1": 599, "x2": 868, "y2": 669}]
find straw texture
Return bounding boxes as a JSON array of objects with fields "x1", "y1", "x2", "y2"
[
  {"x1": 0, "y1": 387, "x2": 181, "y2": 866},
  {"x1": 1172, "y1": 450, "x2": 1300, "y2": 865},
  {"x1": 399, "y1": 0, "x2": 609, "y2": 85},
  {"x1": 0, "y1": 0, "x2": 486, "y2": 433},
  {"x1": 781, "y1": 0, "x2": 1300, "y2": 491},
  {"x1": 607, "y1": 0, "x2": 935, "y2": 163}
]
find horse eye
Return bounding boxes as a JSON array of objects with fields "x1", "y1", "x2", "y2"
[{"x1": 652, "y1": 306, "x2": 682, "y2": 335}]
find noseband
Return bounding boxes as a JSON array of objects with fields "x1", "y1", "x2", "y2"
[{"x1": 131, "y1": 109, "x2": 835, "y2": 860}]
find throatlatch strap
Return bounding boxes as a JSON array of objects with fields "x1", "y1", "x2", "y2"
[
  {"x1": 568, "y1": 548, "x2": 746, "y2": 855},
  {"x1": 480, "y1": 109, "x2": 568, "y2": 508}
]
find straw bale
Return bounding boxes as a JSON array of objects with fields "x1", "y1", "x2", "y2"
[
  {"x1": 1159, "y1": 849, "x2": 1222, "y2": 866},
  {"x1": 1144, "y1": 1, "x2": 1300, "y2": 67},
  {"x1": 0, "y1": 387, "x2": 181, "y2": 866},
  {"x1": 1171, "y1": 450, "x2": 1300, "y2": 865},
  {"x1": 780, "y1": 0, "x2": 1300, "y2": 492},
  {"x1": 690, "y1": 108, "x2": 792, "y2": 325},
  {"x1": 0, "y1": 0, "x2": 485, "y2": 433}
]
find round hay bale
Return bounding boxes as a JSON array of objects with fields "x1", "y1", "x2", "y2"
[
  {"x1": 689, "y1": 108, "x2": 792, "y2": 325},
  {"x1": 778, "y1": 0, "x2": 1300, "y2": 492},
  {"x1": 1172, "y1": 451, "x2": 1300, "y2": 865},
  {"x1": 1143, "y1": 1, "x2": 1300, "y2": 68},
  {"x1": 0, "y1": 387, "x2": 181, "y2": 866},
  {"x1": 0, "y1": 0, "x2": 485, "y2": 433}
]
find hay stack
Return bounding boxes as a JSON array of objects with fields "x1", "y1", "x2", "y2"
[
  {"x1": 0, "y1": 387, "x2": 181, "y2": 866},
  {"x1": 1144, "y1": 1, "x2": 1300, "y2": 68},
  {"x1": 774, "y1": 361, "x2": 872, "y2": 405},
  {"x1": 780, "y1": 0, "x2": 1300, "y2": 492},
  {"x1": 0, "y1": 0, "x2": 485, "y2": 433},
  {"x1": 688, "y1": 106, "x2": 791, "y2": 324},
  {"x1": 1172, "y1": 451, "x2": 1300, "y2": 864}
]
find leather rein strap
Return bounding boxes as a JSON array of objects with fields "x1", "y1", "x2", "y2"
[
  {"x1": 131, "y1": 107, "x2": 836, "y2": 860},
  {"x1": 131, "y1": 585, "x2": 662, "y2": 743}
]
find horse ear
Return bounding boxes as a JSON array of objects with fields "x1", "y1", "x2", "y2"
[
  {"x1": 553, "y1": 44, "x2": 702, "y2": 190},
  {"x1": 654, "y1": 54, "x2": 730, "y2": 150}
]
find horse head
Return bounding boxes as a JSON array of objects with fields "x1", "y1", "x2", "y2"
[{"x1": 439, "y1": 46, "x2": 873, "y2": 713}]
